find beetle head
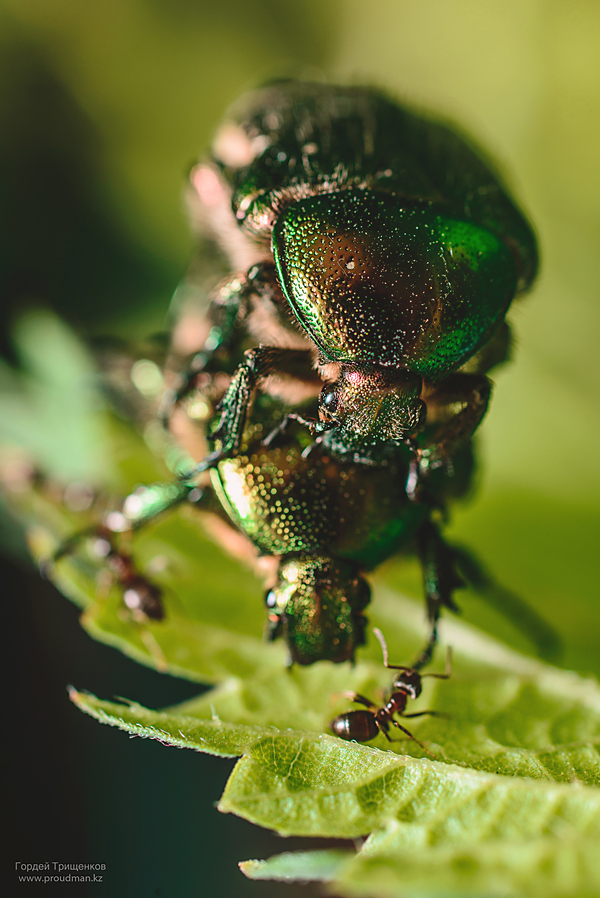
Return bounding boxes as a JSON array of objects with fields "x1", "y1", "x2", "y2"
[
  {"x1": 317, "y1": 364, "x2": 425, "y2": 445},
  {"x1": 265, "y1": 555, "x2": 370, "y2": 665}
]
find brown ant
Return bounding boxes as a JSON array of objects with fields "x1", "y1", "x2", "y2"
[
  {"x1": 330, "y1": 628, "x2": 451, "y2": 754},
  {"x1": 45, "y1": 524, "x2": 164, "y2": 621}
]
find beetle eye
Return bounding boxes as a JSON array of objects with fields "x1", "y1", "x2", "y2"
[{"x1": 320, "y1": 384, "x2": 339, "y2": 416}]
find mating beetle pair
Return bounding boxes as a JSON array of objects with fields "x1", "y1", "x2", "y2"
[
  {"x1": 51, "y1": 80, "x2": 540, "y2": 668},
  {"x1": 165, "y1": 80, "x2": 536, "y2": 662}
]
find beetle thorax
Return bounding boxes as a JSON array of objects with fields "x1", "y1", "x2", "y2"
[{"x1": 318, "y1": 364, "x2": 425, "y2": 444}]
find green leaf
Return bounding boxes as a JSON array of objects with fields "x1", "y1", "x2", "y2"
[
  {"x1": 70, "y1": 605, "x2": 600, "y2": 898},
  {"x1": 69, "y1": 689, "x2": 274, "y2": 758},
  {"x1": 239, "y1": 850, "x2": 351, "y2": 883},
  {"x1": 72, "y1": 684, "x2": 600, "y2": 898},
  {"x1": 335, "y1": 831, "x2": 600, "y2": 898},
  {"x1": 7, "y1": 316, "x2": 600, "y2": 896},
  {"x1": 0, "y1": 311, "x2": 111, "y2": 481}
]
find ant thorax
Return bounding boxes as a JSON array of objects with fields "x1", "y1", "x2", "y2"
[{"x1": 382, "y1": 691, "x2": 409, "y2": 717}]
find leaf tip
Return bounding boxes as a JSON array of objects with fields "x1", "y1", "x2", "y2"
[
  {"x1": 238, "y1": 860, "x2": 260, "y2": 879},
  {"x1": 239, "y1": 851, "x2": 351, "y2": 882}
]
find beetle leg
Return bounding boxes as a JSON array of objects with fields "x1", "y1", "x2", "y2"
[
  {"x1": 411, "y1": 521, "x2": 465, "y2": 667},
  {"x1": 452, "y1": 546, "x2": 562, "y2": 662},
  {"x1": 160, "y1": 270, "x2": 252, "y2": 428},
  {"x1": 188, "y1": 346, "x2": 316, "y2": 474},
  {"x1": 411, "y1": 621, "x2": 439, "y2": 671},
  {"x1": 418, "y1": 373, "x2": 492, "y2": 469},
  {"x1": 418, "y1": 520, "x2": 464, "y2": 618},
  {"x1": 162, "y1": 261, "x2": 301, "y2": 428},
  {"x1": 459, "y1": 321, "x2": 512, "y2": 377}
]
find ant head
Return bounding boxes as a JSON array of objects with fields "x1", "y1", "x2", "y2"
[{"x1": 392, "y1": 668, "x2": 422, "y2": 700}]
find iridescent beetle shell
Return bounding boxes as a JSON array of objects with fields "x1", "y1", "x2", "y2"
[
  {"x1": 209, "y1": 425, "x2": 427, "y2": 663},
  {"x1": 273, "y1": 193, "x2": 518, "y2": 379},
  {"x1": 208, "y1": 413, "x2": 471, "y2": 665},
  {"x1": 214, "y1": 81, "x2": 537, "y2": 383}
]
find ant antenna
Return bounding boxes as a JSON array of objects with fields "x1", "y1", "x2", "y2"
[
  {"x1": 373, "y1": 627, "x2": 389, "y2": 665},
  {"x1": 373, "y1": 628, "x2": 453, "y2": 678},
  {"x1": 372, "y1": 628, "x2": 416, "y2": 673}
]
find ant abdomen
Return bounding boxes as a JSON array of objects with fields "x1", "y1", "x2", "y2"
[{"x1": 331, "y1": 709, "x2": 379, "y2": 742}]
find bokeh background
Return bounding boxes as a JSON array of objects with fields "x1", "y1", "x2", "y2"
[{"x1": 2, "y1": 1, "x2": 599, "y2": 895}]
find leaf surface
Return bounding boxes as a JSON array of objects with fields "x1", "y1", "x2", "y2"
[
  {"x1": 6, "y1": 315, "x2": 600, "y2": 897},
  {"x1": 73, "y1": 686, "x2": 600, "y2": 897}
]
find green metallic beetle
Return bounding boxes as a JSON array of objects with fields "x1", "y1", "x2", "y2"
[
  {"x1": 47, "y1": 82, "x2": 546, "y2": 667},
  {"x1": 91, "y1": 385, "x2": 472, "y2": 665},
  {"x1": 176, "y1": 80, "x2": 537, "y2": 482},
  {"x1": 207, "y1": 407, "x2": 471, "y2": 665},
  {"x1": 89, "y1": 374, "x2": 555, "y2": 666}
]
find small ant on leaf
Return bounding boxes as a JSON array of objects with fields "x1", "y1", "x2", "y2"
[
  {"x1": 44, "y1": 525, "x2": 164, "y2": 622},
  {"x1": 330, "y1": 628, "x2": 452, "y2": 755}
]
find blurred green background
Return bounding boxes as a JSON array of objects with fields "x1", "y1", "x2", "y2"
[{"x1": 1, "y1": 1, "x2": 598, "y2": 895}]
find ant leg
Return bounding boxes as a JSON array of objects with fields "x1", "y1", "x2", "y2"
[
  {"x1": 46, "y1": 523, "x2": 165, "y2": 621},
  {"x1": 48, "y1": 481, "x2": 203, "y2": 567},
  {"x1": 342, "y1": 692, "x2": 377, "y2": 709},
  {"x1": 42, "y1": 526, "x2": 101, "y2": 573},
  {"x1": 377, "y1": 723, "x2": 393, "y2": 743},
  {"x1": 399, "y1": 711, "x2": 450, "y2": 719},
  {"x1": 43, "y1": 483, "x2": 216, "y2": 619},
  {"x1": 389, "y1": 719, "x2": 434, "y2": 757},
  {"x1": 421, "y1": 646, "x2": 453, "y2": 680}
]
